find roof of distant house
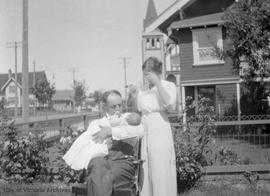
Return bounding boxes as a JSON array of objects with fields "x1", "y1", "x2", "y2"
[
  {"x1": 169, "y1": 12, "x2": 225, "y2": 29},
  {"x1": 52, "y1": 90, "x2": 74, "y2": 101},
  {"x1": 0, "y1": 71, "x2": 47, "y2": 93}
]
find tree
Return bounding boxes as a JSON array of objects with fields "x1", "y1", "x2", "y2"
[
  {"x1": 32, "y1": 78, "x2": 55, "y2": 115},
  {"x1": 224, "y1": 0, "x2": 270, "y2": 79},
  {"x1": 73, "y1": 80, "x2": 87, "y2": 108},
  {"x1": 92, "y1": 90, "x2": 103, "y2": 105},
  {"x1": 223, "y1": 0, "x2": 270, "y2": 115},
  {"x1": 0, "y1": 97, "x2": 7, "y2": 117}
]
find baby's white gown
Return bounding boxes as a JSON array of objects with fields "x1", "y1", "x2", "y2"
[{"x1": 63, "y1": 113, "x2": 129, "y2": 170}]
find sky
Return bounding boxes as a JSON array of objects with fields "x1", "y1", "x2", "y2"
[{"x1": 0, "y1": 0, "x2": 175, "y2": 95}]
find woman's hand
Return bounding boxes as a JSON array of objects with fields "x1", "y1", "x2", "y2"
[
  {"x1": 129, "y1": 84, "x2": 138, "y2": 95},
  {"x1": 128, "y1": 84, "x2": 139, "y2": 112},
  {"x1": 145, "y1": 72, "x2": 160, "y2": 86}
]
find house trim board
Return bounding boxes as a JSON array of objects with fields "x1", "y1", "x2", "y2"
[
  {"x1": 144, "y1": 0, "x2": 196, "y2": 34},
  {"x1": 181, "y1": 77, "x2": 240, "y2": 86},
  {"x1": 1, "y1": 77, "x2": 22, "y2": 91}
]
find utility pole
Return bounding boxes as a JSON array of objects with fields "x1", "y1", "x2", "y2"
[
  {"x1": 33, "y1": 61, "x2": 36, "y2": 115},
  {"x1": 6, "y1": 41, "x2": 21, "y2": 118},
  {"x1": 22, "y1": 0, "x2": 29, "y2": 122},
  {"x1": 69, "y1": 67, "x2": 79, "y2": 86},
  {"x1": 69, "y1": 67, "x2": 79, "y2": 113},
  {"x1": 119, "y1": 57, "x2": 130, "y2": 111},
  {"x1": 33, "y1": 61, "x2": 36, "y2": 87}
]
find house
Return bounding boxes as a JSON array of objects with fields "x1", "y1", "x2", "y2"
[
  {"x1": 142, "y1": 0, "x2": 242, "y2": 118},
  {"x1": 0, "y1": 69, "x2": 47, "y2": 109},
  {"x1": 52, "y1": 90, "x2": 74, "y2": 112}
]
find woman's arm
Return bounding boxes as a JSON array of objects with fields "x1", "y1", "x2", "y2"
[
  {"x1": 145, "y1": 72, "x2": 171, "y2": 106},
  {"x1": 155, "y1": 81, "x2": 171, "y2": 106},
  {"x1": 127, "y1": 84, "x2": 139, "y2": 112}
]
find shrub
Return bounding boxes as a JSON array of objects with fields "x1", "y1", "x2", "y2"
[
  {"x1": 214, "y1": 146, "x2": 241, "y2": 165},
  {"x1": 0, "y1": 119, "x2": 49, "y2": 183},
  {"x1": 53, "y1": 126, "x2": 86, "y2": 183},
  {"x1": 174, "y1": 130, "x2": 206, "y2": 192},
  {"x1": 174, "y1": 97, "x2": 216, "y2": 192}
]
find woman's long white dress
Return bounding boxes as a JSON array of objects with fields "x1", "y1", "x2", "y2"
[{"x1": 137, "y1": 79, "x2": 177, "y2": 196}]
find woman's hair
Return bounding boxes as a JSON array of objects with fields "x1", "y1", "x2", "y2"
[
  {"x1": 102, "y1": 90, "x2": 122, "y2": 104},
  {"x1": 142, "y1": 57, "x2": 162, "y2": 75}
]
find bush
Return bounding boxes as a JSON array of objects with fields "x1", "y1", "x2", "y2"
[
  {"x1": 214, "y1": 146, "x2": 241, "y2": 165},
  {"x1": 53, "y1": 127, "x2": 86, "y2": 183},
  {"x1": 174, "y1": 97, "x2": 216, "y2": 192},
  {"x1": 174, "y1": 129, "x2": 206, "y2": 192},
  {"x1": 0, "y1": 119, "x2": 49, "y2": 183}
]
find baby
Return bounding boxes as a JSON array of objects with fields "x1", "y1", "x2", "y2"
[{"x1": 63, "y1": 112, "x2": 141, "y2": 170}]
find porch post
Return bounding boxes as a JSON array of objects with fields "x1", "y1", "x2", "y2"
[
  {"x1": 181, "y1": 86, "x2": 186, "y2": 127},
  {"x1": 236, "y1": 82, "x2": 241, "y2": 121}
]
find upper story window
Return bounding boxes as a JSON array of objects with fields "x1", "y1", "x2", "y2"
[
  {"x1": 9, "y1": 86, "x2": 16, "y2": 94},
  {"x1": 170, "y1": 44, "x2": 180, "y2": 56},
  {"x1": 192, "y1": 27, "x2": 224, "y2": 66},
  {"x1": 146, "y1": 38, "x2": 161, "y2": 50},
  {"x1": 146, "y1": 38, "x2": 151, "y2": 49}
]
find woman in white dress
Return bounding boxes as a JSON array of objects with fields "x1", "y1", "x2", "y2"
[{"x1": 130, "y1": 57, "x2": 177, "y2": 196}]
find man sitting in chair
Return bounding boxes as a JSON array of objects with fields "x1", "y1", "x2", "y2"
[{"x1": 86, "y1": 90, "x2": 143, "y2": 196}]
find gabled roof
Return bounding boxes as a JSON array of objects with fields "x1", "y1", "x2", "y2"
[
  {"x1": 144, "y1": 0, "x2": 196, "y2": 34},
  {"x1": 0, "y1": 71, "x2": 47, "y2": 92},
  {"x1": 169, "y1": 12, "x2": 225, "y2": 30},
  {"x1": 144, "y1": 0, "x2": 158, "y2": 29},
  {"x1": 52, "y1": 90, "x2": 74, "y2": 101},
  {"x1": 0, "y1": 78, "x2": 22, "y2": 92},
  {"x1": 0, "y1": 73, "x2": 9, "y2": 91}
]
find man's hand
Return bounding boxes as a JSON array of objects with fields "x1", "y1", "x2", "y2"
[{"x1": 92, "y1": 126, "x2": 112, "y2": 143}]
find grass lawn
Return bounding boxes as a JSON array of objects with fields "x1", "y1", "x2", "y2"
[
  {"x1": 179, "y1": 180, "x2": 270, "y2": 196},
  {"x1": 212, "y1": 137, "x2": 270, "y2": 164}
]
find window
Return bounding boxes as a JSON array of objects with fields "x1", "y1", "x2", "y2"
[
  {"x1": 176, "y1": 45, "x2": 180, "y2": 54},
  {"x1": 151, "y1": 39, "x2": 155, "y2": 48},
  {"x1": 9, "y1": 86, "x2": 16, "y2": 94},
  {"x1": 156, "y1": 38, "x2": 160, "y2": 48},
  {"x1": 198, "y1": 86, "x2": 215, "y2": 108},
  {"x1": 145, "y1": 38, "x2": 161, "y2": 50},
  {"x1": 171, "y1": 47, "x2": 176, "y2": 56},
  {"x1": 192, "y1": 27, "x2": 224, "y2": 65},
  {"x1": 146, "y1": 39, "x2": 150, "y2": 49}
]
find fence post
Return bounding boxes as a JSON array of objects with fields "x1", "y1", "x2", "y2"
[
  {"x1": 83, "y1": 115, "x2": 88, "y2": 130},
  {"x1": 59, "y1": 118, "x2": 64, "y2": 137}
]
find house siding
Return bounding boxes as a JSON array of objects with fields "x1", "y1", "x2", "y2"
[
  {"x1": 5, "y1": 81, "x2": 21, "y2": 107},
  {"x1": 178, "y1": 28, "x2": 236, "y2": 82}
]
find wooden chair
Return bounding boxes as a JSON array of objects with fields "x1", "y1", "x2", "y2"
[{"x1": 71, "y1": 137, "x2": 144, "y2": 196}]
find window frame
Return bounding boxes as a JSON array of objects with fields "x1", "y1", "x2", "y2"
[{"x1": 192, "y1": 27, "x2": 224, "y2": 66}]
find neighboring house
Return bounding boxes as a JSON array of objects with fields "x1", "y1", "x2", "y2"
[
  {"x1": 52, "y1": 90, "x2": 74, "y2": 112},
  {"x1": 142, "y1": 0, "x2": 243, "y2": 117},
  {"x1": 0, "y1": 69, "x2": 47, "y2": 108}
]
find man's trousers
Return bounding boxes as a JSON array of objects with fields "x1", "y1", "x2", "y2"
[{"x1": 87, "y1": 150, "x2": 136, "y2": 196}]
